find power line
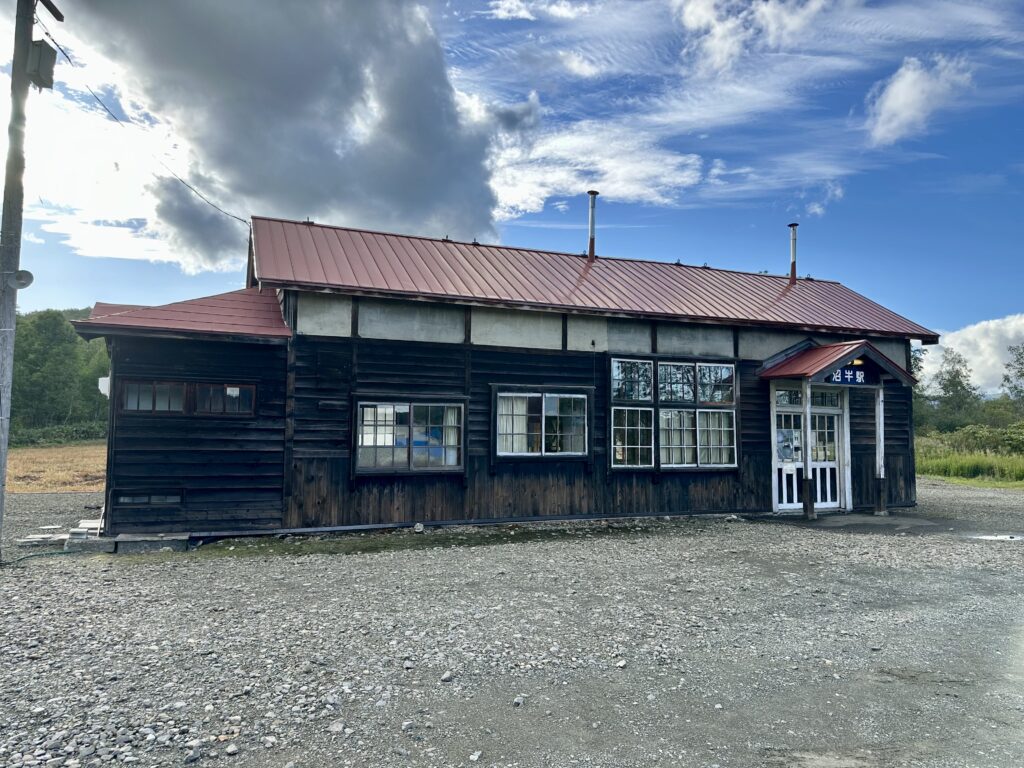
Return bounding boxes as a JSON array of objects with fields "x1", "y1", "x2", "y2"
[{"x1": 34, "y1": 16, "x2": 248, "y2": 227}]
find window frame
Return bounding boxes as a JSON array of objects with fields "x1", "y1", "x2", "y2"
[
  {"x1": 610, "y1": 405, "x2": 656, "y2": 468},
  {"x1": 608, "y1": 355, "x2": 740, "y2": 473},
  {"x1": 354, "y1": 400, "x2": 465, "y2": 476},
  {"x1": 489, "y1": 385, "x2": 594, "y2": 464},
  {"x1": 194, "y1": 382, "x2": 257, "y2": 417},
  {"x1": 696, "y1": 407, "x2": 738, "y2": 468},
  {"x1": 495, "y1": 392, "x2": 589, "y2": 458},
  {"x1": 610, "y1": 358, "x2": 655, "y2": 403},
  {"x1": 119, "y1": 379, "x2": 187, "y2": 415},
  {"x1": 658, "y1": 407, "x2": 698, "y2": 468}
]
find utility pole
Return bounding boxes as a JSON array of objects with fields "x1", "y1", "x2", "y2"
[{"x1": 0, "y1": 0, "x2": 61, "y2": 563}]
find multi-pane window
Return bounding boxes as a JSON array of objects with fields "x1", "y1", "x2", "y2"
[
  {"x1": 698, "y1": 410, "x2": 736, "y2": 466},
  {"x1": 611, "y1": 359, "x2": 653, "y2": 401},
  {"x1": 658, "y1": 363, "x2": 695, "y2": 402},
  {"x1": 697, "y1": 364, "x2": 734, "y2": 404},
  {"x1": 357, "y1": 402, "x2": 462, "y2": 472},
  {"x1": 660, "y1": 409, "x2": 697, "y2": 466},
  {"x1": 497, "y1": 393, "x2": 587, "y2": 456},
  {"x1": 612, "y1": 407, "x2": 654, "y2": 467},
  {"x1": 122, "y1": 381, "x2": 185, "y2": 413},
  {"x1": 412, "y1": 405, "x2": 463, "y2": 468},
  {"x1": 610, "y1": 359, "x2": 736, "y2": 469},
  {"x1": 196, "y1": 383, "x2": 255, "y2": 415}
]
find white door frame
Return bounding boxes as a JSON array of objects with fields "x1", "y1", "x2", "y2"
[{"x1": 770, "y1": 380, "x2": 853, "y2": 513}]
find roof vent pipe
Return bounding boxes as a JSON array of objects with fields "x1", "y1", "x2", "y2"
[
  {"x1": 787, "y1": 222, "x2": 798, "y2": 286},
  {"x1": 587, "y1": 190, "x2": 599, "y2": 262}
]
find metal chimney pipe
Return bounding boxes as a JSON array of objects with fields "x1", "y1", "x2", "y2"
[
  {"x1": 587, "y1": 190, "x2": 599, "y2": 262},
  {"x1": 788, "y1": 222, "x2": 799, "y2": 285}
]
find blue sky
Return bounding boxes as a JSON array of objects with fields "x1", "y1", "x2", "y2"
[{"x1": 2, "y1": 0, "x2": 1022, "y2": 388}]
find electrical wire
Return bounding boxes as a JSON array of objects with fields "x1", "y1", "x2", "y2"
[{"x1": 34, "y1": 15, "x2": 249, "y2": 228}]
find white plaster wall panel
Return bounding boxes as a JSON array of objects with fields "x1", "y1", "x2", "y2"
[
  {"x1": 607, "y1": 319, "x2": 652, "y2": 354},
  {"x1": 658, "y1": 323, "x2": 734, "y2": 358},
  {"x1": 471, "y1": 307, "x2": 562, "y2": 350},
  {"x1": 360, "y1": 298, "x2": 465, "y2": 344},
  {"x1": 296, "y1": 293, "x2": 352, "y2": 337},
  {"x1": 566, "y1": 315, "x2": 608, "y2": 352}
]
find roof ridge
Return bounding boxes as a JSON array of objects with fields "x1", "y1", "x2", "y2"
[{"x1": 250, "y1": 215, "x2": 840, "y2": 285}]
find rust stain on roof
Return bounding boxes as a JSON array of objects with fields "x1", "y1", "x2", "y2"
[
  {"x1": 73, "y1": 288, "x2": 290, "y2": 341},
  {"x1": 250, "y1": 216, "x2": 938, "y2": 341}
]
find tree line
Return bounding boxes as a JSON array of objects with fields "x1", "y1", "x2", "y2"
[
  {"x1": 10, "y1": 308, "x2": 110, "y2": 443},
  {"x1": 912, "y1": 343, "x2": 1024, "y2": 445}
]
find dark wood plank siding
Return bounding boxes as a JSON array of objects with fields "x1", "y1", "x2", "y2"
[
  {"x1": 107, "y1": 337, "x2": 287, "y2": 533},
  {"x1": 285, "y1": 338, "x2": 778, "y2": 527},
  {"x1": 848, "y1": 382, "x2": 915, "y2": 509}
]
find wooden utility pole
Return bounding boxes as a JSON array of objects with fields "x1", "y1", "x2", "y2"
[{"x1": 0, "y1": 0, "x2": 61, "y2": 562}]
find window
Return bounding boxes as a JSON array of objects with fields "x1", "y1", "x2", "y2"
[
  {"x1": 811, "y1": 389, "x2": 841, "y2": 409},
  {"x1": 122, "y1": 381, "x2": 184, "y2": 413},
  {"x1": 612, "y1": 407, "x2": 654, "y2": 467},
  {"x1": 357, "y1": 402, "x2": 462, "y2": 472},
  {"x1": 775, "y1": 387, "x2": 802, "y2": 407},
  {"x1": 697, "y1": 364, "x2": 734, "y2": 404},
  {"x1": 611, "y1": 359, "x2": 653, "y2": 401},
  {"x1": 115, "y1": 493, "x2": 182, "y2": 505},
  {"x1": 659, "y1": 363, "x2": 695, "y2": 403},
  {"x1": 412, "y1": 405, "x2": 463, "y2": 468},
  {"x1": 660, "y1": 409, "x2": 696, "y2": 466},
  {"x1": 196, "y1": 383, "x2": 255, "y2": 415},
  {"x1": 698, "y1": 410, "x2": 736, "y2": 466},
  {"x1": 611, "y1": 358, "x2": 737, "y2": 471},
  {"x1": 497, "y1": 393, "x2": 587, "y2": 456}
]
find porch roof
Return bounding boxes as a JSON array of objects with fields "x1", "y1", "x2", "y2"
[{"x1": 758, "y1": 339, "x2": 916, "y2": 386}]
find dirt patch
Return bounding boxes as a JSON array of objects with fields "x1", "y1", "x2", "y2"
[{"x1": 7, "y1": 441, "x2": 105, "y2": 493}]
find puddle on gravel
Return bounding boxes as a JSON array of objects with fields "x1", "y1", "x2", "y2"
[{"x1": 968, "y1": 533, "x2": 1024, "y2": 541}]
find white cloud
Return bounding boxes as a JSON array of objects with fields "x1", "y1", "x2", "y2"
[
  {"x1": 805, "y1": 179, "x2": 844, "y2": 216},
  {"x1": 491, "y1": 121, "x2": 703, "y2": 219},
  {"x1": 22, "y1": 233, "x2": 44, "y2": 245},
  {"x1": 920, "y1": 313, "x2": 1024, "y2": 394},
  {"x1": 559, "y1": 50, "x2": 601, "y2": 77},
  {"x1": 483, "y1": 0, "x2": 591, "y2": 21},
  {"x1": 865, "y1": 55, "x2": 973, "y2": 146},
  {"x1": 671, "y1": 0, "x2": 831, "y2": 74},
  {"x1": 484, "y1": 0, "x2": 536, "y2": 20}
]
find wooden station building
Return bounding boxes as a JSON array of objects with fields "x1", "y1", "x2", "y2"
[{"x1": 73, "y1": 215, "x2": 938, "y2": 536}]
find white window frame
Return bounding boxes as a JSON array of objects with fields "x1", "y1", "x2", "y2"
[
  {"x1": 658, "y1": 361, "x2": 697, "y2": 404},
  {"x1": 696, "y1": 363, "x2": 736, "y2": 406},
  {"x1": 659, "y1": 407, "x2": 698, "y2": 468},
  {"x1": 696, "y1": 408, "x2": 738, "y2": 468},
  {"x1": 356, "y1": 401, "x2": 464, "y2": 473},
  {"x1": 611, "y1": 358, "x2": 655, "y2": 402},
  {"x1": 496, "y1": 392, "x2": 589, "y2": 457},
  {"x1": 611, "y1": 406, "x2": 655, "y2": 468}
]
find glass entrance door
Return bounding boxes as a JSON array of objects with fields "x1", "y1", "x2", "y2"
[
  {"x1": 810, "y1": 413, "x2": 841, "y2": 508},
  {"x1": 773, "y1": 385, "x2": 846, "y2": 512}
]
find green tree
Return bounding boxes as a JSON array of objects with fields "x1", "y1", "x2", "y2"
[
  {"x1": 1004, "y1": 343, "x2": 1024, "y2": 413},
  {"x1": 10, "y1": 308, "x2": 110, "y2": 433},
  {"x1": 910, "y1": 346, "x2": 935, "y2": 433},
  {"x1": 932, "y1": 347, "x2": 981, "y2": 432}
]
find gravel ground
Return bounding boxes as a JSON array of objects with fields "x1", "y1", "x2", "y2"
[{"x1": 2, "y1": 482, "x2": 1023, "y2": 768}]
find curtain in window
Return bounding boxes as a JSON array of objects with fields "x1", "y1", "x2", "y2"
[
  {"x1": 498, "y1": 395, "x2": 533, "y2": 453},
  {"x1": 444, "y1": 405, "x2": 461, "y2": 466}
]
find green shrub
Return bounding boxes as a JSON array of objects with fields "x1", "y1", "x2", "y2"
[
  {"x1": 918, "y1": 452, "x2": 1024, "y2": 482},
  {"x1": 10, "y1": 421, "x2": 107, "y2": 447}
]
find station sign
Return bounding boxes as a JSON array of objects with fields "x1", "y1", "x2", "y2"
[{"x1": 827, "y1": 366, "x2": 877, "y2": 385}]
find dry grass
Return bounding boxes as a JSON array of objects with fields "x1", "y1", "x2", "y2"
[{"x1": 7, "y1": 441, "x2": 106, "y2": 493}]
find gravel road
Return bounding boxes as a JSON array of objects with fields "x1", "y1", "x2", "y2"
[{"x1": 2, "y1": 481, "x2": 1023, "y2": 768}]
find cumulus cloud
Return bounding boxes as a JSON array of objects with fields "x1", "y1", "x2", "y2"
[
  {"x1": 58, "y1": 0, "x2": 499, "y2": 268},
  {"x1": 671, "y1": 0, "x2": 831, "y2": 74},
  {"x1": 484, "y1": 0, "x2": 592, "y2": 21},
  {"x1": 920, "y1": 314, "x2": 1024, "y2": 394},
  {"x1": 866, "y1": 55, "x2": 973, "y2": 146}
]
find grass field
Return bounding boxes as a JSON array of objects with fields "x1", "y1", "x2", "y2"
[
  {"x1": 916, "y1": 451, "x2": 1024, "y2": 483},
  {"x1": 7, "y1": 440, "x2": 105, "y2": 492}
]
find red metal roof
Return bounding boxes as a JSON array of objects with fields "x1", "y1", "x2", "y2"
[
  {"x1": 759, "y1": 340, "x2": 915, "y2": 385},
  {"x1": 73, "y1": 288, "x2": 290, "y2": 341},
  {"x1": 250, "y1": 216, "x2": 938, "y2": 342},
  {"x1": 89, "y1": 302, "x2": 143, "y2": 319}
]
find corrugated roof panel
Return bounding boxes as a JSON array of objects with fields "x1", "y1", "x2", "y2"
[
  {"x1": 73, "y1": 288, "x2": 290, "y2": 340},
  {"x1": 249, "y1": 217, "x2": 937, "y2": 341}
]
